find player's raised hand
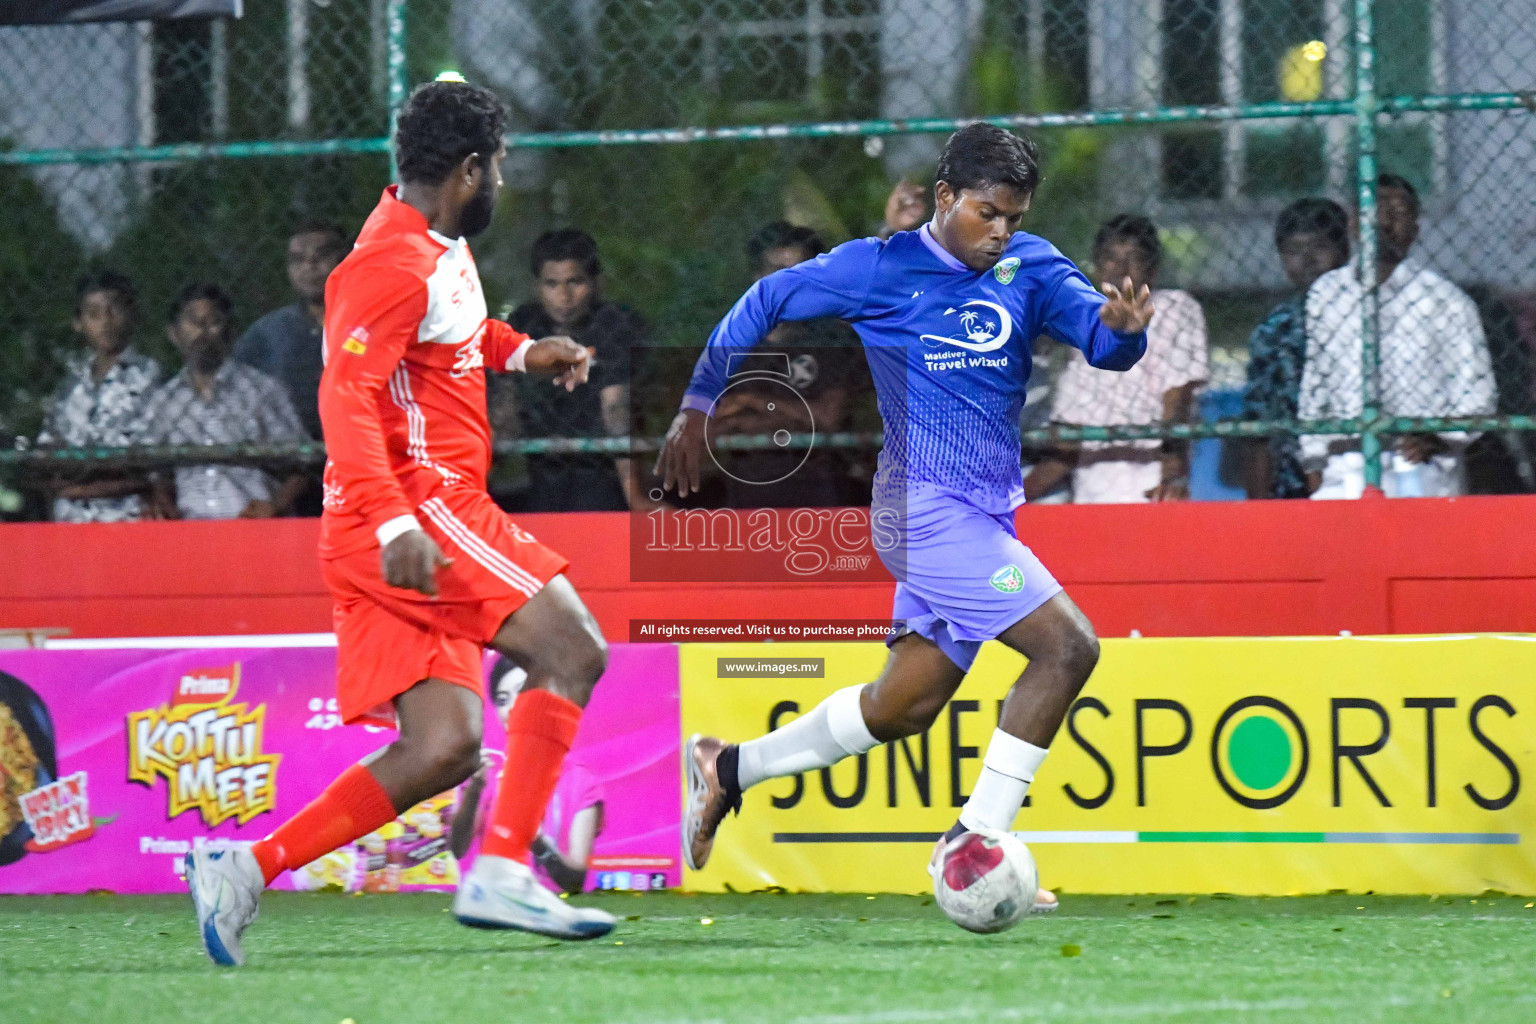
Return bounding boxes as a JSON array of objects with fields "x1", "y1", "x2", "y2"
[
  {"x1": 655, "y1": 407, "x2": 707, "y2": 498},
  {"x1": 382, "y1": 529, "x2": 452, "y2": 597},
  {"x1": 1099, "y1": 276, "x2": 1154, "y2": 334},
  {"x1": 525, "y1": 335, "x2": 594, "y2": 391}
]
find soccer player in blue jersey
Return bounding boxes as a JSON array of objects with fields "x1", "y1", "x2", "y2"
[{"x1": 655, "y1": 123, "x2": 1153, "y2": 911}]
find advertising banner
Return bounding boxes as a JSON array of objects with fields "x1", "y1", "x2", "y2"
[
  {"x1": 680, "y1": 636, "x2": 1536, "y2": 895},
  {"x1": 0, "y1": 640, "x2": 679, "y2": 895}
]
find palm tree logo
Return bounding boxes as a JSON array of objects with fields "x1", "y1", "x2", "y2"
[
  {"x1": 957, "y1": 309, "x2": 995, "y2": 344},
  {"x1": 919, "y1": 300, "x2": 1013, "y2": 352}
]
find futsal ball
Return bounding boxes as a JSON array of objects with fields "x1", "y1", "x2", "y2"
[{"x1": 932, "y1": 828, "x2": 1038, "y2": 934}]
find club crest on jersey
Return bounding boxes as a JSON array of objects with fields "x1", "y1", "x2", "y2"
[
  {"x1": 919, "y1": 299, "x2": 1013, "y2": 353},
  {"x1": 993, "y1": 257, "x2": 1021, "y2": 284},
  {"x1": 989, "y1": 564, "x2": 1025, "y2": 594},
  {"x1": 341, "y1": 325, "x2": 370, "y2": 356},
  {"x1": 450, "y1": 335, "x2": 485, "y2": 378}
]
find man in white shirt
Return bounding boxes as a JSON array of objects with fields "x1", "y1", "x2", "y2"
[
  {"x1": 1299, "y1": 174, "x2": 1497, "y2": 498},
  {"x1": 1026, "y1": 214, "x2": 1209, "y2": 504}
]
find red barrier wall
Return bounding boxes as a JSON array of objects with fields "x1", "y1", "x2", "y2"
[{"x1": 3, "y1": 494, "x2": 1534, "y2": 639}]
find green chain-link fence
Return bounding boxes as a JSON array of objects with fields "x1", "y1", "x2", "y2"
[{"x1": 2, "y1": 0, "x2": 1534, "y2": 516}]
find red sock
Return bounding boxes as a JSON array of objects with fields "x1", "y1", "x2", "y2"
[
  {"x1": 480, "y1": 689, "x2": 583, "y2": 864},
  {"x1": 250, "y1": 763, "x2": 397, "y2": 886}
]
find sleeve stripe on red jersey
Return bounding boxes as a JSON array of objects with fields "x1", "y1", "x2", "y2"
[{"x1": 387, "y1": 364, "x2": 462, "y2": 483}]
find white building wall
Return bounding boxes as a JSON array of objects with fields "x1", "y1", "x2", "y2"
[{"x1": 0, "y1": 22, "x2": 143, "y2": 250}]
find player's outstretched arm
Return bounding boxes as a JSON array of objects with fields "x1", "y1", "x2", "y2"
[
  {"x1": 1099, "y1": 277, "x2": 1155, "y2": 335},
  {"x1": 684, "y1": 239, "x2": 877, "y2": 408},
  {"x1": 663, "y1": 239, "x2": 879, "y2": 496},
  {"x1": 522, "y1": 336, "x2": 593, "y2": 392},
  {"x1": 483, "y1": 320, "x2": 593, "y2": 391},
  {"x1": 1040, "y1": 262, "x2": 1152, "y2": 371}
]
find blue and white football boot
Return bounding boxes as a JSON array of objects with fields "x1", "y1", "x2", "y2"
[
  {"x1": 453, "y1": 854, "x2": 615, "y2": 939},
  {"x1": 185, "y1": 845, "x2": 264, "y2": 966}
]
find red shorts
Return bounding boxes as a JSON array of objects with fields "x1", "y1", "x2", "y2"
[{"x1": 321, "y1": 489, "x2": 569, "y2": 727}]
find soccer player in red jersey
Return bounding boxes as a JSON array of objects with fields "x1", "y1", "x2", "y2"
[{"x1": 185, "y1": 80, "x2": 616, "y2": 966}]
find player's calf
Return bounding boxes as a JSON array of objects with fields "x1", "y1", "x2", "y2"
[
  {"x1": 473, "y1": 576, "x2": 606, "y2": 872},
  {"x1": 363, "y1": 681, "x2": 486, "y2": 810},
  {"x1": 936, "y1": 594, "x2": 1102, "y2": 910},
  {"x1": 391, "y1": 729, "x2": 482, "y2": 805}
]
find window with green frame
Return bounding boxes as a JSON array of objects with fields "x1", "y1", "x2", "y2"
[
  {"x1": 1240, "y1": 0, "x2": 1326, "y2": 197},
  {"x1": 1156, "y1": 0, "x2": 1438, "y2": 201}
]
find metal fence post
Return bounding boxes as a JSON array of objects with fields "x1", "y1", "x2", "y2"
[
  {"x1": 1354, "y1": 0, "x2": 1382, "y2": 491},
  {"x1": 386, "y1": 0, "x2": 408, "y2": 183}
]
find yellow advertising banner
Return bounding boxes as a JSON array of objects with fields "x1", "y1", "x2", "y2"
[{"x1": 680, "y1": 636, "x2": 1536, "y2": 895}]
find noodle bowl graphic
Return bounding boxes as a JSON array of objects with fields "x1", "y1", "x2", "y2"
[{"x1": 0, "y1": 672, "x2": 57, "y2": 867}]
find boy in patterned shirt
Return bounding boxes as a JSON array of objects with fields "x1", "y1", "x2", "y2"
[{"x1": 38, "y1": 270, "x2": 161, "y2": 523}]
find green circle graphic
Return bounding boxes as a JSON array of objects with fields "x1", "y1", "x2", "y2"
[{"x1": 1227, "y1": 716, "x2": 1293, "y2": 790}]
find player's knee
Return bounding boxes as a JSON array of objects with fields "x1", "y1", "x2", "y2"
[
  {"x1": 874, "y1": 691, "x2": 947, "y2": 740},
  {"x1": 1055, "y1": 624, "x2": 1100, "y2": 688},
  {"x1": 566, "y1": 626, "x2": 608, "y2": 705},
  {"x1": 528, "y1": 618, "x2": 606, "y2": 707}
]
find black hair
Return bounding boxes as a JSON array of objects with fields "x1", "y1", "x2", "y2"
[
  {"x1": 168, "y1": 281, "x2": 234, "y2": 327},
  {"x1": 488, "y1": 654, "x2": 527, "y2": 701},
  {"x1": 1275, "y1": 197, "x2": 1350, "y2": 253},
  {"x1": 394, "y1": 80, "x2": 508, "y2": 186},
  {"x1": 1376, "y1": 172, "x2": 1420, "y2": 215},
  {"x1": 289, "y1": 219, "x2": 350, "y2": 253},
  {"x1": 746, "y1": 221, "x2": 827, "y2": 273},
  {"x1": 73, "y1": 269, "x2": 136, "y2": 317},
  {"x1": 530, "y1": 228, "x2": 601, "y2": 279},
  {"x1": 935, "y1": 123, "x2": 1041, "y2": 195},
  {"x1": 1092, "y1": 213, "x2": 1162, "y2": 271}
]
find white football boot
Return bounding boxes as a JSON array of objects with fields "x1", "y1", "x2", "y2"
[
  {"x1": 453, "y1": 854, "x2": 615, "y2": 939},
  {"x1": 185, "y1": 845, "x2": 264, "y2": 966}
]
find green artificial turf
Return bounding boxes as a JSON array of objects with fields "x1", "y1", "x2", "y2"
[{"x1": 2, "y1": 892, "x2": 1533, "y2": 1023}]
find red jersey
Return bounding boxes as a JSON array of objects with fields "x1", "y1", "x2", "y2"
[{"x1": 318, "y1": 188, "x2": 532, "y2": 557}]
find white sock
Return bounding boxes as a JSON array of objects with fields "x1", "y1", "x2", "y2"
[
  {"x1": 958, "y1": 729, "x2": 1050, "y2": 833},
  {"x1": 736, "y1": 685, "x2": 878, "y2": 791}
]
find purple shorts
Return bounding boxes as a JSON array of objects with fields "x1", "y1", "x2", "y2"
[{"x1": 878, "y1": 496, "x2": 1062, "y2": 672}]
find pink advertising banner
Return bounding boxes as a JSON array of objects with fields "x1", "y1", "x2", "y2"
[{"x1": 0, "y1": 639, "x2": 680, "y2": 895}]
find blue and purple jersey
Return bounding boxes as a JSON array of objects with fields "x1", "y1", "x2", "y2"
[{"x1": 682, "y1": 224, "x2": 1147, "y2": 515}]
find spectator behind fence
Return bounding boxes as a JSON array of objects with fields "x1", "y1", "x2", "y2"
[
  {"x1": 1299, "y1": 174, "x2": 1498, "y2": 499},
  {"x1": 499, "y1": 229, "x2": 644, "y2": 511},
  {"x1": 232, "y1": 221, "x2": 347, "y2": 442},
  {"x1": 706, "y1": 222, "x2": 863, "y2": 508},
  {"x1": 232, "y1": 221, "x2": 347, "y2": 516},
  {"x1": 37, "y1": 270, "x2": 161, "y2": 523},
  {"x1": 1026, "y1": 214, "x2": 1209, "y2": 504},
  {"x1": 1241, "y1": 198, "x2": 1351, "y2": 499},
  {"x1": 138, "y1": 283, "x2": 310, "y2": 519}
]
